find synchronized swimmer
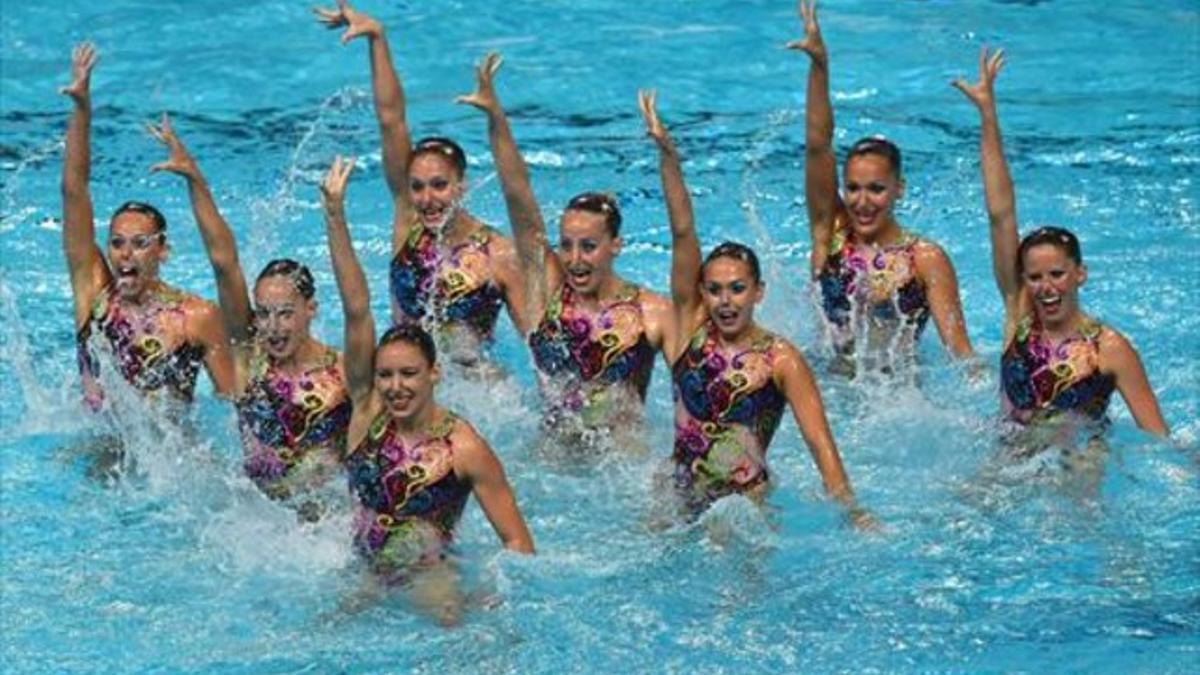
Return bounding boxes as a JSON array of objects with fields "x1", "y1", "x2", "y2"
[{"x1": 56, "y1": 0, "x2": 1173, "y2": 621}]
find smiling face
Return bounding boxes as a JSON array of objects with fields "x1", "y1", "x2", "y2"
[
  {"x1": 558, "y1": 209, "x2": 620, "y2": 296},
  {"x1": 1020, "y1": 243, "x2": 1087, "y2": 327},
  {"x1": 408, "y1": 153, "x2": 465, "y2": 231},
  {"x1": 252, "y1": 276, "x2": 315, "y2": 362},
  {"x1": 842, "y1": 153, "x2": 904, "y2": 241},
  {"x1": 700, "y1": 256, "x2": 764, "y2": 340},
  {"x1": 373, "y1": 340, "x2": 439, "y2": 423},
  {"x1": 107, "y1": 211, "x2": 167, "y2": 301}
]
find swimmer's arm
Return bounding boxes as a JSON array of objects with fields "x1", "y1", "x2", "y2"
[
  {"x1": 493, "y1": 237, "x2": 531, "y2": 335},
  {"x1": 316, "y1": 2, "x2": 413, "y2": 249},
  {"x1": 775, "y1": 341, "x2": 855, "y2": 505},
  {"x1": 638, "y1": 90, "x2": 702, "y2": 351},
  {"x1": 191, "y1": 299, "x2": 237, "y2": 398},
  {"x1": 60, "y1": 43, "x2": 109, "y2": 327},
  {"x1": 915, "y1": 243, "x2": 974, "y2": 359},
  {"x1": 456, "y1": 430, "x2": 535, "y2": 554},
  {"x1": 321, "y1": 157, "x2": 375, "y2": 402},
  {"x1": 148, "y1": 115, "x2": 253, "y2": 345},
  {"x1": 953, "y1": 48, "x2": 1021, "y2": 313},
  {"x1": 457, "y1": 53, "x2": 555, "y2": 325},
  {"x1": 789, "y1": 1, "x2": 838, "y2": 274},
  {"x1": 1103, "y1": 330, "x2": 1169, "y2": 437}
]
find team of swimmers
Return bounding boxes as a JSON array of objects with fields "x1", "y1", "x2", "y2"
[{"x1": 59, "y1": 0, "x2": 1170, "y2": 619}]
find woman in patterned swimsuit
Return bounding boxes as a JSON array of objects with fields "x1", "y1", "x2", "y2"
[
  {"x1": 641, "y1": 90, "x2": 872, "y2": 523},
  {"x1": 792, "y1": 2, "x2": 974, "y2": 373},
  {"x1": 147, "y1": 117, "x2": 350, "y2": 516},
  {"x1": 457, "y1": 54, "x2": 675, "y2": 451},
  {"x1": 955, "y1": 47, "x2": 1168, "y2": 448},
  {"x1": 320, "y1": 155, "x2": 533, "y2": 621},
  {"x1": 318, "y1": 1, "x2": 526, "y2": 372},
  {"x1": 61, "y1": 44, "x2": 234, "y2": 411}
]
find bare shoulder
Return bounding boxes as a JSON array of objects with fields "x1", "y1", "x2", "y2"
[
  {"x1": 638, "y1": 286, "x2": 672, "y2": 316},
  {"x1": 1097, "y1": 323, "x2": 1137, "y2": 360},
  {"x1": 913, "y1": 238, "x2": 951, "y2": 266}
]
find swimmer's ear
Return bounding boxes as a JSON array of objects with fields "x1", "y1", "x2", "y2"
[
  {"x1": 753, "y1": 281, "x2": 765, "y2": 305},
  {"x1": 1076, "y1": 263, "x2": 1088, "y2": 288},
  {"x1": 430, "y1": 363, "x2": 442, "y2": 385},
  {"x1": 305, "y1": 297, "x2": 318, "y2": 317},
  {"x1": 611, "y1": 236, "x2": 624, "y2": 256},
  {"x1": 894, "y1": 176, "x2": 906, "y2": 200}
]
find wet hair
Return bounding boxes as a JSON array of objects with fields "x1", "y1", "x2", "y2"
[
  {"x1": 378, "y1": 322, "x2": 437, "y2": 367},
  {"x1": 411, "y1": 136, "x2": 468, "y2": 177},
  {"x1": 847, "y1": 135, "x2": 903, "y2": 177},
  {"x1": 112, "y1": 200, "x2": 168, "y2": 233},
  {"x1": 565, "y1": 192, "x2": 622, "y2": 237},
  {"x1": 255, "y1": 259, "x2": 316, "y2": 300},
  {"x1": 1016, "y1": 226, "x2": 1082, "y2": 274},
  {"x1": 703, "y1": 241, "x2": 762, "y2": 284}
]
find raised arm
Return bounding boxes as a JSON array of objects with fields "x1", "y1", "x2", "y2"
[
  {"x1": 316, "y1": 1, "x2": 413, "y2": 250},
  {"x1": 953, "y1": 48, "x2": 1022, "y2": 323},
  {"x1": 456, "y1": 53, "x2": 556, "y2": 325},
  {"x1": 320, "y1": 156, "x2": 375, "y2": 403},
  {"x1": 788, "y1": 0, "x2": 839, "y2": 274},
  {"x1": 60, "y1": 43, "x2": 110, "y2": 328},
  {"x1": 148, "y1": 114, "x2": 252, "y2": 345},
  {"x1": 639, "y1": 89, "x2": 701, "y2": 353},
  {"x1": 455, "y1": 427, "x2": 535, "y2": 554}
]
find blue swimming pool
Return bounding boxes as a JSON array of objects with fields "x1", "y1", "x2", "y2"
[{"x1": 2, "y1": 1, "x2": 1197, "y2": 672}]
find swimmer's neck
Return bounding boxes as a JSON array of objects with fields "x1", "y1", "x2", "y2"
[
  {"x1": 1037, "y1": 308, "x2": 1088, "y2": 342},
  {"x1": 853, "y1": 218, "x2": 902, "y2": 247},
  {"x1": 391, "y1": 403, "x2": 442, "y2": 435},
  {"x1": 431, "y1": 211, "x2": 481, "y2": 247},
  {"x1": 267, "y1": 336, "x2": 326, "y2": 374},
  {"x1": 713, "y1": 321, "x2": 763, "y2": 350},
  {"x1": 569, "y1": 273, "x2": 624, "y2": 308},
  {"x1": 116, "y1": 279, "x2": 168, "y2": 310}
]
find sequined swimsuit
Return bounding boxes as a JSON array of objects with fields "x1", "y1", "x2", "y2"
[
  {"x1": 817, "y1": 226, "x2": 930, "y2": 353},
  {"x1": 390, "y1": 224, "x2": 504, "y2": 342},
  {"x1": 76, "y1": 284, "x2": 205, "y2": 408},
  {"x1": 672, "y1": 322, "x2": 786, "y2": 509},
  {"x1": 1001, "y1": 314, "x2": 1115, "y2": 426},
  {"x1": 237, "y1": 346, "x2": 350, "y2": 499},
  {"x1": 528, "y1": 282, "x2": 656, "y2": 428},
  {"x1": 345, "y1": 411, "x2": 471, "y2": 573}
]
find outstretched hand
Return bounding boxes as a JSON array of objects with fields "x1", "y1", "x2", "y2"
[
  {"x1": 785, "y1": 0, "x2": 826, "y2": 64},
  {"x1": 313, "y1": 0, "x2": 381, "y2": 44},
  {"x1": 637, "y1": 89, "x2": 674, "y2": 152},
  {"x1": 147, "y1": 114, "x2": 201, "y2": 179},
  {"x1": 320, "y1": 155, "x2": 357, "y2": 212},
  {"x1": 952, "y1": 46, "x2": 1005, "y2": 110},
  {"x1": 455, "y1": 52, "x2": 503, "y2": 115},
  {"x1": 60, "y1": 43, "x2": 98, "y2": 105}
]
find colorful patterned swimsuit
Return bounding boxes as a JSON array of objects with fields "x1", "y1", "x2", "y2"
[
  {"x1": 817, "y1": 226, "x2": 930, "y2": 354},
  {"x1": 237, "y1": 346, "x2": 350, "y2": 500},
  {"x1": 345, "y1": 411, "x2": 471, "y2": 574},
  {"x1": 390, "y1": 224, "x2": 504, "y2": 344},
  {"x1": 1001, "y1": 314, "x2": 1115, "y2": 427},
  {"x1": 76, "y1": 284, "x2": 205, "y2": 408},
  {"x1": 672, "y1": 322, "x2": 785, "y2": 509},
  {"x1": 528, "y1": 283, "x2": 656, "y2": 428}
]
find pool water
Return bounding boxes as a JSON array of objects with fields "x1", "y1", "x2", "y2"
[{"x1": 2, "y1": 1, "x2": 1198, "y2": 672}]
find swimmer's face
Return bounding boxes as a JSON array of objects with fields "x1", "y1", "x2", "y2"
[
  {"x1": 558, "y1": 209, "x2": 621, "y2": 296},
  {"x1": 1021, "y1": 243, "x2": 1086, "y2": 325},
  {"x1": 700, "y1": 256, "x2": 764, "y2": 339},
  {"x1": 374, "y1": 340, "x2": 440, "y2": 421},
  {"x1": 252, "y1": 276, "x2": 315, "y2": 362},
  {"x1": 107, "y1": 211, "x2": 168, "y2": 301},
  {"x1": 843, "y1": 154, "x2": 904, "y2": 240},
  {"x1": 409, "y1": 153, "x2": 465, "y2": 231}
]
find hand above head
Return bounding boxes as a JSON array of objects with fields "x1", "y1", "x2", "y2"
[
  {"x1": 313, "y1": 0, "x2": 382, "y2": 44},
  {"x1": 786, "y1": 0, "x2": 827, "y2": 65},
  {"x1": 952, "y1": 46, "x2": 1005, "y2": 110},
  {"x1": 320, "y1": 155, "x2": 357, "y2": 212},
  {"x1": 60, "y1": 43, "x2": 99, "y2": 105},
  {"x1": 637, "y1": 88, "x2": 673, "y2": 151},
  {"x1": 455, "y1": 52, "x2": 504, "y2": 115},
  {"x1": 147, "y1": 114, "x2": 201, "y2": 180}
]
